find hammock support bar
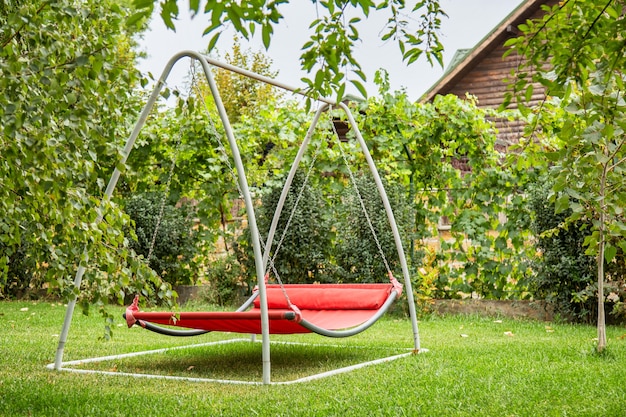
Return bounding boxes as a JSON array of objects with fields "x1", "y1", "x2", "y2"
[
  {"x1": 53, "y1": 50, "x2": 271, "y2": 382},
  {"x1": 297, "y1": 290, "x2": 398, "y2": 338}
]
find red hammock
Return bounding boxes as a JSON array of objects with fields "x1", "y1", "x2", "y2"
[{"x1": 125, "y1": 283, "x2": 401, "y2": 335}]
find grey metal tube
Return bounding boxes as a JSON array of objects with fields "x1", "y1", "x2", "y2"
[
  {"x1": 53, "y1": 51, "x2": 273, "y2": 380},
  {"x1": 192, "y1": 52, "x2": 270, "y2": 383},
  {"x1": 297, "y1": 290, "x2": 398, "y2": 338},
  {"x1": 202, "y1": 56, "x2": 335, "y2": 106}
]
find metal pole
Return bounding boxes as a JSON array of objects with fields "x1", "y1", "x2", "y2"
[{"x1": 192, "y1": 52, "x2": 270, "y2": 384}]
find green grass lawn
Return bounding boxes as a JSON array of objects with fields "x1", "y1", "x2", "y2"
[{"x1": 1, "y1": 300, "x2": 626, "y2": 416}]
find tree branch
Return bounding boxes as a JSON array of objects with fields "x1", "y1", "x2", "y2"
[{"x1": 1, "y1": 2, "x2": 51, "y2": 49}]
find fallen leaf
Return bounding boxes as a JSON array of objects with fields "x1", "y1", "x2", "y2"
[
  {"x1": 493, "y1": 320, "x2": 503, "y2": 324},
  {"x1": 545, "y1": 326, "x2": 554, "y2": 333},
  {"x1": 187, "y1": 365, "x2": 195, "y2": 371},
  {"x1": 460, "y1": 334, "x2": 469, "y2": 338},
  {"x1": 20, "y1": 307, "x2": 28, "y2": 312},
  {"x1": 504, "y1": 331, "x2": 514, "y2": 337}
]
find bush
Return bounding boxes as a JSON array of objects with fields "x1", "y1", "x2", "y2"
[
  {"x1": 238, "y1": 171, "x2": 335, "y2": 285},
  {"x1": 125, "y1": 193, "x2": 200, "y2": 286},
  {"x1": 334, "y1": 172, "x2": 415, "y2": 283},
  {"x1": 234, "y1": 170, "x2": 416, "y2": 289},
  {"x1": 202, "y1": 254, "x2": 247, "y2": 306},
  {"x1": 528, "y1": 178, "x2": 596, "y2": 322},
  {"x1": 0, "y1": 233, "x2": 39, "y2": 299}
]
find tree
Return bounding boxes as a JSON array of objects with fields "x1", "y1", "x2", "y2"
[
  {"x1": 130, "y1": 0, "x2": 447, "y2": 100},
  {"x1": 212, "y1": 36, "x2": 280, "y2": 123},
  {"x1": 0, "y1": 0, "x2": 171, "y2": 311},
  {"x1": 507, "y1": 0, "x2": 626, "y2": 351}
]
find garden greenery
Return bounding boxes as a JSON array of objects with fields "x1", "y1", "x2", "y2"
[
  {"x1": 0, "y1": 0, "x2": 174, "y2": 314},
  {"x1": 507, "y1": 0, "x2": 626, "y2": 349},
  {"x1": 6, "y1": 0, "x2": 626, "y2": 338}
]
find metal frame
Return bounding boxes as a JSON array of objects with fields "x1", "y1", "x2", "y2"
[
  {"x1": 48, "y1": 339, "x2": 416, "y2": 385},
  {"x1": 51, "y1": 50, "x2": 422, "y2": 385}
]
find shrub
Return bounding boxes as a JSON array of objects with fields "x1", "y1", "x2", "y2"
[
  {"x1": 239, "y1": 171, "x2": 335, "y2": 285},
  {"x1": 0, "y1": 233, "x2": 39, "y2": 299},
  {"x1": 528, "y1": 178, "x2": 596, "y2": 322},
  {"x1": 334, "y1": 172, "x2": 415, "y2": 283},
  {"x1": 201, "y1": 254, "x2": 246, "y2": 306},
  {"x1": 125, "y1": 193, "x2": 200, "y2": 286}
]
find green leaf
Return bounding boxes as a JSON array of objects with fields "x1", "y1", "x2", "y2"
[
  {"x1": 189, "y1": 0, "x2": 200, "y2": 15},
  {"x1": 554, "y1": 194, "x2": 570, "y2": 214},
  {"x1": 524, "y1": 84, "x2": 533, "y2": 103},
  {"x1": 337, "y1": 83, "x2": 345, "y2": 101},
  {"x1": 262, "y1": 24, "x2": 272, "y2": 49},
  {"x1": 604, "y1": 244, "x2": 617, "y2": 263},
  {"x1": 350, "y1": 79, "x2": 367, "y2": 99},
  {"x1": 127, "y1": 11, "x2": 149, "y2": 27},
  {"x1": 206, "y1": 33, "x2": 220, "y2": 51}
]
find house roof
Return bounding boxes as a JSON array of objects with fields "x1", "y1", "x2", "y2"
[{"x1": 420, "y1": 0, "x2": 550, "y2": 102}]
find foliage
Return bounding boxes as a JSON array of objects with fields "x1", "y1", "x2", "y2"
[
  {"x1": 211, "y1": 36, "x2": 280, "y2": 123},
  {"x1": 0, "y1": 238, "x2": 37, "y2": 299},
  {"x1": 125, "y1": 193, "x2": 201, "y2": 286},
  {"x1": 506, "y1": 0, "x2": 626, "y2": 350},
  {"x1": 248, "y1": 171, "x2": 335, "y2": 285},
  {"x1": 438, "y1": 165, "x2": 537, "y2": 300},
  {"x1": 0, "y1": 0, "x2": 173, "y2": 309},
  {"x1": 201, "y1": 253, "x2": 246, "y2": 305},
  {"x1": 130, "y1": 0, "x2": 447, "y2": 101},
  {"x1": 528, "y1": 177, "x2": 596, "y2": 322},
  {"x1": 220, "y1": 82, "x2": 538, "y2": 302},
  {"x1": 361, "y1": 86, "x2": 536, "y2": 300},
  {"x1": 334, "y1": 172, "x2": 414, "y2": 283},
  {"x1": 124, "y1": 95, "x2": 229, "y2": 239}
]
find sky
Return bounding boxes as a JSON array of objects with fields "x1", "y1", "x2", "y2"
[{"x1": 136, "y1": 0, "x2": 524, "y2": 101}]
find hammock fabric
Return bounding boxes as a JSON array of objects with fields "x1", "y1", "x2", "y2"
[{"x1": 125, "y1": 283, "x2": 401, "y2": 335}]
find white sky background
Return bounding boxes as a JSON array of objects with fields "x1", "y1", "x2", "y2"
[{"x1": 136, "y1": 0, "x2": 524, "y2": 101}]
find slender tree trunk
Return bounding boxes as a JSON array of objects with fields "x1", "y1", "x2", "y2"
[
  {"x1": 597, "y1": 229, "x2": 607, "y2": 352},
  {"x1": 597, "y1": 170, "x2": 608, "y2": 352}
]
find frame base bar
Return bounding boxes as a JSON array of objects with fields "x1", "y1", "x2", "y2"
[{"x1": 46, "y1": 339, "x2": 426, "y2": 385}]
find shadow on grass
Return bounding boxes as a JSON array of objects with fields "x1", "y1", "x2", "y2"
[{"x1": 70, "y1": 340, "x2": 407, "y2": 382}]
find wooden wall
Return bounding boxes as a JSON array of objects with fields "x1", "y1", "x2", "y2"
[{"x1": 430, "y1": 1, "x2": 557, "y2": 151}]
